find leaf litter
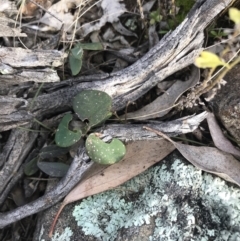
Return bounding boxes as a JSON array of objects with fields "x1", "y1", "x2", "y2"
[
  {"x1": 3, "y1": 0, "x2": 239, "y2": 239},
  {"x1": 144, "y1": 126, "x2": 240, "y2": 187},
  {"x1": 123, "y1": 66, "x2": 200, "y2": 120},
  {"x1": 49, "y1": 139, "x2": 175, "y2": 236},
  {"x1": 207, "y1": 112, "x2": 240, "y2": 158}
]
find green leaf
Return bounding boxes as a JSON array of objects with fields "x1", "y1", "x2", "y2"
[
  {"x1": 73, "y1": 90, "x2": 112, "y2": 128},
  {"x1": 69, "y1": 44, "x2": 83, "y2": 76},
  {"x1": 39, "y1": 145, "x2": 69, "y2": 159},
  {"x1": 71, "y1": 44, "x2": 84, "y2": 60},
  {"x1": 69, "y1": 53, "x2": 82, "y2": 76},
  {"x1": 24, "y1": 146, "x2": 70, "y2": 176},
  {"x1": 229, "y1": 8, "x2": 240, "y2": 25},
  {"x1": 210, "y1": 30, "x2": 217, "y2": 36},
  {"x1": 69, "y1": 42, "x2": 103, "y2": 76},
  {"x1": 37, "y1": 161, "x2": 69, "y2": 177},
  {"x1": 55, "y1": 113, "x2": 82, "y2": 147},
  {"x1": 24, "y1": 156, "x2": 39, "y2": 176},
  {"x1": 150, "y1": 10, "x2": 162, "y2": 24},
  {"x1": 85, "y1": 133, "x2": 126, "y2": 165},
  {"x1": 194, "y1": 51, "x2": 230, "y2": 69}
]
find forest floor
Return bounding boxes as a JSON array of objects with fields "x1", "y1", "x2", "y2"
[{"x1": 1, "y1": 0, "x2": 240, "y2": 240}]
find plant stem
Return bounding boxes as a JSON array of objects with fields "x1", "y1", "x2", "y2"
[
  {"x1": 29, "y1": 82, "x2": 44, "y2": 110},
  {"x1": 17, "y1": 126, "x2": 49, "y2": 132},
  {"x1": 34, "y1": 118, "x2": 53, "y2": 131}
]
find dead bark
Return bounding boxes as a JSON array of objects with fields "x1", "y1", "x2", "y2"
[
  {"x1": 0, "y1": 144, "x2": 93, "y2": 228},
  {"x1": 0, "y1": 124, "x2": 38, "y2": 194},
  {"x1": 0, "y1": 0, "x2": 231, "y2": 131}
]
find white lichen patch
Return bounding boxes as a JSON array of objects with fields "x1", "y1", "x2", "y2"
[
  {"x1": 72, "y1": 158, "x2": 240, "y2": 241},
  {"x1": 41, "y1": 227, "x2": 73, "y2": 241}
]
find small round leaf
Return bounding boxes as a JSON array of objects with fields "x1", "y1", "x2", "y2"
[
  {"x1": 86, "y1": 133, "x2": 126, "y2": 165},
  {"x1": 55, "y1": 113, "x2": 82, "y2": 147},
  {"x1": 73, "y1": 90, "x2": 112, "y2": 128}
]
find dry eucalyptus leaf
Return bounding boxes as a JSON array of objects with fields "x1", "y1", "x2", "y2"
[
  {"x1": 123, "y1": 66, "x2": 200, "y2": 120},
  {"x1": 78, "y1": 0, "x2": 126, "y2": 37},
  {"x1": 144, "y1": 127, "x2": 240, "y2": 187},
  {"x1": 49, "y1": 139, "x2": 175, "y2": 237},
  {"x1": 173, "y1": 144, "x2": 240, "y2": 186},
  {"x1": 39, "y1": 1, "x2": 75, "y2": 32},
  {"x1": 207, "y1": 112, "x2": 240, "y2": 157},
  {"x1": 65, "y1": 139, "x2": 174, "y2": 200}
]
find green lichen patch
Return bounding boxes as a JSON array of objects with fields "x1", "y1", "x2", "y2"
[
  {"x1": 55, "y1": 113, "x2": 82, "y2": 147},
  {"x1": 85, "y1": 133, "x2": 126, "y2": 165},
  {"x1": 73, "y1": 90, "x2": 112, "y2": 128}
]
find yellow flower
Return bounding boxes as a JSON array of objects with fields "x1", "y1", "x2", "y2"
[{"x1": 194, "y1": 51, "x2": 229, "y2": 69}]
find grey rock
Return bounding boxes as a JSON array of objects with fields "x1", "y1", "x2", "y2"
[
  {"x1": 211, "y1": 65, "x2": 240, "y2": 143},
  {"x1": 35, "y1": 151, "x2": 240, "y2": 241}
]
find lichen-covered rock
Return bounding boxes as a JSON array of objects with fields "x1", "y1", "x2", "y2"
[{"x1": 35, "y1": 152, "x2": 240, "y2": 241}]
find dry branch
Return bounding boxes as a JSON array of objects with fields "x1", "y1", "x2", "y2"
[
  {"x1": 0, "y1": 113, "x2": 207, "y2": 228},
  {"x1": 0, "y1": 47, "x2": 65, "y2": 95},
  {"x1": 0, "y1": 0, "x2": 231, "y2": 131}
]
